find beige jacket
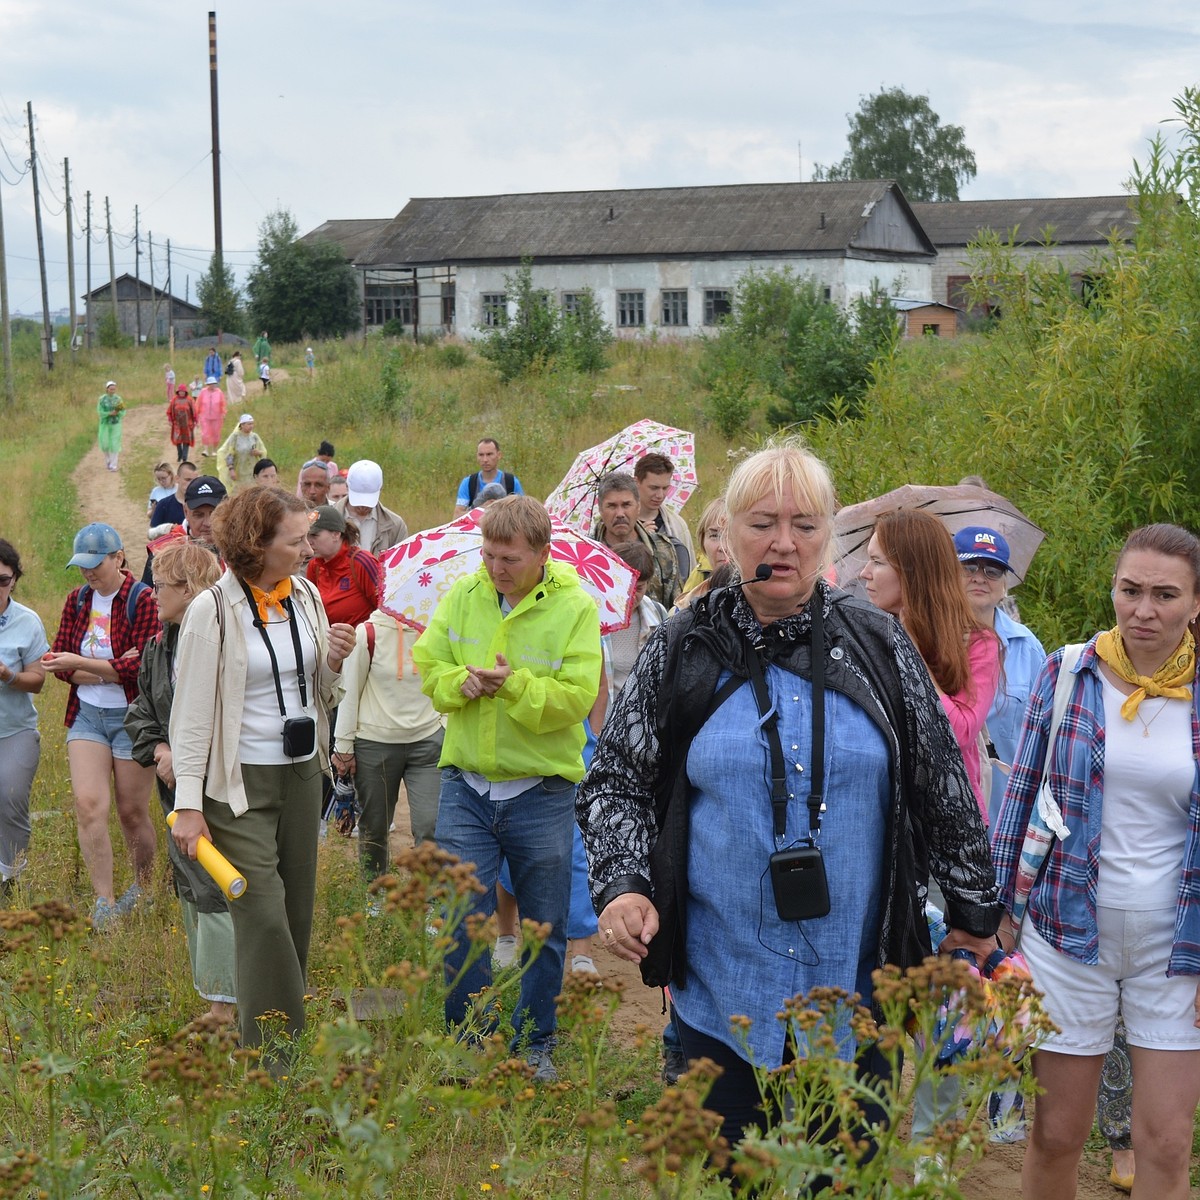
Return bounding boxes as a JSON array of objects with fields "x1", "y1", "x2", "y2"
[
  {"x1": 333, "y1": 498, "x2": 409, "y2": 557},
  {"x1": 334, "y1": 611, "x2": 444, "y2": 751},
  {"x1": 170, "y1": 570, "x2": 343, "y2": 815}
]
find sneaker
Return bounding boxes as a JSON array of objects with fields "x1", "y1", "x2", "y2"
[
  {"x1": 526, "y1": 1048, "x2": 557, "y2": 1084},
  {"x1": 570, "y1": 954, "x2": 598, "y2": 975},
  {"x1": 662, "y1": 1048, "x2": 688, "y2": 1086},
  {"x1": 493, "y1": 934, "x2": 518, "y2": 969},
  {"x1": 91, "y1": 896, "x2": 119, "y2": 931},
  {"x1": 114, "y1": 883, "x2": 145, "y2": 916}
]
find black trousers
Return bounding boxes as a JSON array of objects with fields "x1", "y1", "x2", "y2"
[{"x1": 675, "y1": 1012, "x2": 895, "y2": 1191}]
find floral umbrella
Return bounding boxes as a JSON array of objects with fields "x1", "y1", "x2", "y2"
[
  {"x1": 545, "y1": 419, "x2": 698, "y2": 534},
  {"x1": 378, "y1": 507, "x2": 638, "y2": 634}
]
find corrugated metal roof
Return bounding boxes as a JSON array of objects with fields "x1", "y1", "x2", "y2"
[
  {"x1": 299, "y1": 218, "x2": 395, "y2": 262},
  {"x1": 909, "y1": 196, "x2": 1137, "y2": 247},
  {"x1": 84, "y1": 273, "x2": 200, "y2": 313},
  {"x1": 358, "y1": 181, "x2": 935, "y2": 267},
  {"x1": 891, "y1": 298, "x2": 961, "y2": 313}
]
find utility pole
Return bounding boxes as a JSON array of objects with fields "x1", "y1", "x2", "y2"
[
  {"x1": 85, "y1": 191, "x2": 92, "y2": 349},
  {"x1": 209, "y1": 11, "x2": 225, "y2": 342},
  {"x1": 105, "y1": 196, "x2": 118, "y2": 341},
  {"x1": 0, "y1": 174, "x2": 14, "y2": 405},
  {"x1": 133, "y1": 204, "x2": 142, "y2": 346},
  {"x1": 166, "y1": 239, "x2": 174, "y2": 358},
  {"x1": 27, "y1": 102, "x2": 53, "y2": 370},
  {"x1": 64, "y1": 159, "x2": 77, "y2": 350},
  {"x1": 148, "y1": 232, "x2": 157, "y2": 345}
]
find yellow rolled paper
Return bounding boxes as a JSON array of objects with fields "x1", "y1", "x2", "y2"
[{"x1": 166, "y1": 812, "x2": 247, "y2": 900}]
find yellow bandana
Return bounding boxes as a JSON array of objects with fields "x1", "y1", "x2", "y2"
[
  {"x1": 1094, "y1": 626, "x2": 1195, "y2": 720},
  {"x1": 250, "y1": 577, "x2": 292, "y2": 624}
]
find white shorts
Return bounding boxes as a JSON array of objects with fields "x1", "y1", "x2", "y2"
[{"x1": 1020, "y1": 905, "x2": 1200, "y2": 1055}]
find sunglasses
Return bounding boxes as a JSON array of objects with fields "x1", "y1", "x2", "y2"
[
  {"x1": 0, "y1": 575, "x2": 13, "y2": 587},
  {"x1": 962, "y1": 561, "x2": 1007, "y2": 581}
]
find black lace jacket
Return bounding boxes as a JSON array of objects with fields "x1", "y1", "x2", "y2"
[{"x1": 576, "y1": 582, "x2": 1001, "y2": 988}]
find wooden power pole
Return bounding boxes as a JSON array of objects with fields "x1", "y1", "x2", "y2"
[
  {"x1": 64, "y1": 159, "x2": 77, "y2": 350},
  {"x1": 0, "y1": 172, "x2": 14, "y2": 405},
  {"x1": 26, "y1": 102, "x2": 53, "y2": 370},
  {"x1": 209, "y1": 11, "x2": 225, "y2": 342},
  {"x1": 85, "y1": 191, "x2": 92, "y2": 349},
  {"x1": 105, "y1": 196, "x2": 117, "y2": 340},
  {"x1": 133, "y1": 205, "x2": 142, "y2": 346}
]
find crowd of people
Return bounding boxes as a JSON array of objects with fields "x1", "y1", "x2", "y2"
[{"x1": 5, "y1": 385, "x2": 1199, "y2": 1196}]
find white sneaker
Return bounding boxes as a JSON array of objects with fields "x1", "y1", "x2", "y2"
[
  {"x1": 493, "y1": 934, "x2": 518, "y2": 968},
  {"x1": 571, "y1": 954, "x2": 598, "y2": 975}
]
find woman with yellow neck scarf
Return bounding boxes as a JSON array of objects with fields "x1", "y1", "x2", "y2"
[
  {"x1": 167, "y1": 488, "x2": 356, "y2": 1070},
  {"x1": 991, "y1": 524, "x2": 1200, "y2": 1200}
]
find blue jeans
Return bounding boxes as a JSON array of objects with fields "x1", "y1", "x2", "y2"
[{"x1": 435, "y1": 767, "x2": 575, "y2": 1052}]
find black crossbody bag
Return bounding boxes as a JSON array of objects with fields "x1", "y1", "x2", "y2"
[{"x1": 745, "y1": 596, "x2": 830, "y2": 922}]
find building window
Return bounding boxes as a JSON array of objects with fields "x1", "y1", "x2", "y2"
[
  {"x1": 822, "y1": 286, "x2": 832, "y2": 303},
  {"x1": 364, "y1": 282, "x2": 416, "y2": 327},
  {"x1": 660, "y1": 290, "x2": 688, "y2": 327},
  {"x1": 441, "y1": 282, "x2": 456, "y2": 327},
  {"x1": 561, "y1": 292, "x2": 581, "y2": 315},
  {"x1": 703, "y1": 289, "x2": 732, "y2": 325},
  {"x1": 617, "y1": 291, "x2": 645, "y2": 328},
  {"x1": 481, "y1": 293, "x2": 508, "y2": 327},
  {"x1": 922, "y1": 323, "x2": 941, "y2": 336}
]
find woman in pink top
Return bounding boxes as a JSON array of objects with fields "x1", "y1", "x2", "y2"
[
  {"x1": 859, "y1": 510, "x2": 1001, "y2": 818},
  {"x1": 194, "y1": 377, "x2": 228, "y2": 459}
]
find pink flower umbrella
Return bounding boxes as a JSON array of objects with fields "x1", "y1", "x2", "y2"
[
  {"x1": 545, "y1": 418, "x2": 698, "y2": 535},
  {"x1": 378, "y1": 507, "x2": 639, "y2": 634}
]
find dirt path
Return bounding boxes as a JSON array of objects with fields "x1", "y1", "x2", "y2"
[{"x1": 71, "y1": 405, "x2": 175, "y2": 577}]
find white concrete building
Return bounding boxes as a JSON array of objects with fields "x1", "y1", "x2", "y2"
[{"x1": 348, "y1": 181, "x2": 936, "y2": 339}]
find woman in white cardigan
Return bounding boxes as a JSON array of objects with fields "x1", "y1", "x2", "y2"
[{"x1": 170, "y1": 487, "x2": 355, "y2": 1065}]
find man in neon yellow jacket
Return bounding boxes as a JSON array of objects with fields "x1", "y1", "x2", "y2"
[{"x1": 413, "y1": 496, "x2": 601, "y2": 1083}]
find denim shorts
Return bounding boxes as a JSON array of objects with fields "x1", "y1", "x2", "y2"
[{"x1": 67, "y1": 699, "x2": 134, "y2": 760}]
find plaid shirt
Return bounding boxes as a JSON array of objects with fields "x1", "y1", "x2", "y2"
[
  {"x1": 51, "y1": 571, "x2": 162, "y2": 728},
  {"x1": 991, "y1": 636, "x2": 1200, "y2": 976}
]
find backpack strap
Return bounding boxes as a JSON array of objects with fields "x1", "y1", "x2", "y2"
[
  {"x1": 467, "y1": 472, "x2": 480, "y2": 505},
  {"x1": 503, "y1": 471, "x2": 515, "y2": 494},
  {"x1": 125, "y1": 580, "x2": 149, "y2": 626},
  {"x1": 365, "y1": 621, "x2": 376, "y2": 664}
]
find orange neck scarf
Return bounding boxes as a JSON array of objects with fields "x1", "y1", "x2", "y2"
[{"x1": 249, "y1": 577, "x2": 292, "y2": 623}]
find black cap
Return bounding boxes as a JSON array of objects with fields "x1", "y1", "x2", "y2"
[{"x1": 184, "y1": 476, "x2": 228, "y2": 510}]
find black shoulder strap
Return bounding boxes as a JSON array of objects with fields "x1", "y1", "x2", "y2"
[
  {"x1": 237, "y1": 579, "x2": 308, "y2": 714},
  {"x1": 467, "y1": 473, "x2": 480, "y2": 504},
  {"x1": 503, "y1": 471, "x2": 515, "y2": 494},
  {"x1": 743, "y1": 595, "x2": 826, "y2": 842}
]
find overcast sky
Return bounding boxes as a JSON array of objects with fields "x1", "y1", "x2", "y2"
[{"x1": 1, "y1": 0, "x2": 1197, "y2": 315}]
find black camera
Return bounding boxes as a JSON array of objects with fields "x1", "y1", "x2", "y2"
[
  {"x1": 769, "y1": 844, "x2": 830, "y2": 922},
  {"x1": 282, "y1": 716, "x2": 317, "y2": 758}
]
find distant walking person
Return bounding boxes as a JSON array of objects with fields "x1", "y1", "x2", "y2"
[
  {"x1": 195, "y1": 378, "x2": 227, "y2": 459},
  {"x1": 97, "y1": 381, "x2": 126, "y2": 472},
  {"x1": 453, "y1": 438, "x2": 523, "y2": 517},
  {"x1": 226, "y1": 350, "x2": 247, "y2": 406},
  {"x1": 163, "y1": 363, "x2": 175, "y2": 403},
  {"x1": 166, "y1": 385, "x2": 197, "y2": 464},
  {"x1": 305, "y1": 347, "x2": 315, "y2": 379},
  {"x1": 259, "y1": 361, "x2": 271, "y2": 392},
  {"x1": 253, "y1": 331, "x2": 271, "y2": 366},
  {"x1": 203, "y1": 346, "x2": 223, "y2": 382}
]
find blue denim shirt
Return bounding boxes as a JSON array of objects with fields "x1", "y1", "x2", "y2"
[
  {"x1": 675, "y1": 666, "x2": 889, "y2": 1067},
  {"x1": 985, "y1": 607, "x2": 1046, "y2": 824}
]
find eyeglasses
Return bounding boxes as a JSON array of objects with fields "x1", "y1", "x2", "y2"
[
  {"x1": 962, "y1": 561, "x2": 1006, "y2": 581},
  {"x1": 0, "y1": 575, "x2": 13, "y2": 587},
  {"x1": 151, "y1": 581, "x2": 181, "y2": 593}
]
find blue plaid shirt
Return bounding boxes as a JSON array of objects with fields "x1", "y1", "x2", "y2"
[{"x1": 991, "y1": 636, "x2": 1200, "y2": 976}]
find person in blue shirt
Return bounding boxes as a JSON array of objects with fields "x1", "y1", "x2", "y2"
[
  {"x1": 203, "y1": 346, "x2": 223, "y2": 382},
  {"x1": 453, "y1": 437, "x2": 523, "y2": 516},
  {"x1": 952, "y1": 526, "x2": 1047, "y2": 825}
]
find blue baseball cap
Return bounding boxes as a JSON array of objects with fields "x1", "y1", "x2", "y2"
[
  {"x1": 67, "y1": 522, "x2": 123, "y2": 569},
  {"x1": 953, "y1": 526, "x2": 1014, "y2": 572}
]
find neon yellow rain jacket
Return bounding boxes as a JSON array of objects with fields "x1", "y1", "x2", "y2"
[{"x1": 412, "y1": 559, "x2": 602, "y2": 783}]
